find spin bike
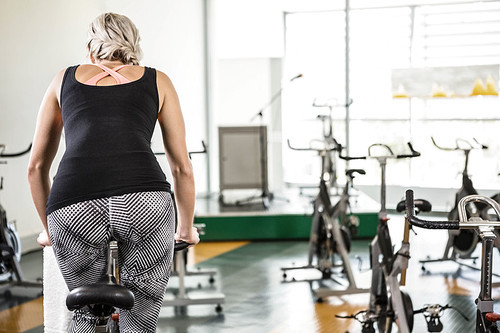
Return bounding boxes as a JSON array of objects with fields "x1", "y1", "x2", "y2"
[
  {"x1": 0, "y1": 143, "x2": 42, "y2": 293},
  {"x1": 337, "y1": 142, "x2": 421, "y2": 332},
  {"x1": 311, "y1": 97, "x2": 352, "y2": 191},
  {"x1": 282, "y1": 140, "x2": 367, "y2": 298},
  {"x1": 66, "y1": 240, "x2": 191, "y2": 332},
  {"x1": 420, "y1": 137, "x2": 489, "y2": 272},
  {"x1": 405, "y1": 189, "x2": 500, "y2": 333}
]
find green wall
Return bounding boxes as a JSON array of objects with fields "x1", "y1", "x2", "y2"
[{"x1": 195, "y1": 213, "x2": 378, "y2": 241}]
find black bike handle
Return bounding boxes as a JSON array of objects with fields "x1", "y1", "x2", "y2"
[
  {"x1": 396, "y1": 142, "x2": 421, "y2": 159},
  {"x1": 338, "y1": 154, "x2": 367, "y2": 161},
  {"x1": 0, "y1": 143, "x2": 32, "y2": 158},
  {"x1": 405, "y1": 189, "x2": 459, "y2": 230},
  {"x1": 339, "y1": 142, "x2": 419, "y2": 161},
  {"x1": 174, "y1": 241, "x2": 192, "y2": 251},
  {"x1": 337, "y1": 143, "x2": 367, "y2": 161}
]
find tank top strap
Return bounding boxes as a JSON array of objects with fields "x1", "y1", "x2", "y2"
[{"x1": 83, "y1": 64, "x2": 131, "y2": 85}]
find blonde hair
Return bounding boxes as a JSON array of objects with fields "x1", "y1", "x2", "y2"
[{"x1": 87, "y1": 13, "x2": 142, "y2": 65}]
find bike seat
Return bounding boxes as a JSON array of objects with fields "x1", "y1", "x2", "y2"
[
  {"x1": 66, "y1": 276, "x2": 134, "y2": 312},
  {"x1": 397, "y1": 198, "x2": 432, "y2": 213},
  {"x1": 345, "y1": 169, "x2": 366, "y2": 178}
]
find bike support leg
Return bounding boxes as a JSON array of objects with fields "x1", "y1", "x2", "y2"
[
  {"x1": 388, "y1": 243, "x2": 411, "y2": 333},
  {"x1": 369, "y1": 236, "x2": 383, "y2": 314},
  {"x1": 326, "y1": 212, "x2": 357, "y2": 288}
]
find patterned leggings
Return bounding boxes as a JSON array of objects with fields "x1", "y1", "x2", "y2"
[{"x1": 47, "y1": 191, "x2": 175, "y2": 333}]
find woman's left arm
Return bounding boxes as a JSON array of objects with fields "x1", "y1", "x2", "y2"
[{"x1": 27, "y1": 69, "x2": 65, "y2": 244}]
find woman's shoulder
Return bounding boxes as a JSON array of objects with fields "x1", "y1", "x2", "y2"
[{"x1": 155, "y1": 69, "x2": 174, "y2": 87}]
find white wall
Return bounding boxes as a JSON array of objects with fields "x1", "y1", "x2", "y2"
[
  {"x1": 210, "y1": 0, "x2": 286, "y2": 196},
  {"x1": 0, "y1": 0, "x2": 205, "y2": 252}
]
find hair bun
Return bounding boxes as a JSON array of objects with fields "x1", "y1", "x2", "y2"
[{"x1": 87, "y1": 13, "x2": 142, "y2": 65}]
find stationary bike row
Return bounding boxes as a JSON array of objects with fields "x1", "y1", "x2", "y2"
[
  {"x1": 66, "y1": 240, "x2": 191, "y2": 332},
  {"x1": 0, "y1": 143, "x2": 42, "y2": 295},
  {"x1": 309, "y1": 97, "x2": 353, "y2": 191},
  {"x1": 336, "y1": 142, "x2": 422, "y2": 333},
  {"x1": 420, "y1": 137, "x2": 496, "y2": 275},
  {"x1": 405, "y1": 189, "x2": 500, "y2": 333},
  {"x1": 281, "y1": 139, "x2": 367, "y2": 299}
]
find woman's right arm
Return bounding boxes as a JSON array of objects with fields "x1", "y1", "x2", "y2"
[
  {"x1": 27, "y1": 69, "x2": 65, "y2": 244},
  {"x1": 157, "y1": 70, "x2": 199, "y2": 247}
]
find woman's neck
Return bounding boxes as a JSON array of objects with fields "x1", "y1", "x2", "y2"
[{"x1": 94, "y1": 60, "x2": 129, "y2": 67}]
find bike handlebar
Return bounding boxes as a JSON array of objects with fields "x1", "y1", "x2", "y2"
[
  {"x1": 339, "y1": 142, "x2": 420, "y2": 161},
  {"x1": 188, "y1": 140, "x2": 207, "y2": 158},
  {"x1": 431, "y1": 137, "x2": 488, "y2": 152},
  {"x1": 396, "y1": 142, "x2": 421, "y2": 158},
  {"x1": 287, "y1": 139, "x2": 340, "y2": 153},
  {"x1": 405, "y1": 190, "x2": 460, "y2": 229},
  {"x1": 0, "y1": 143, "x2": 32, "y2": 158},
  {"x1": 406, "y1": 189, "x2": 500, "y2": 230}
]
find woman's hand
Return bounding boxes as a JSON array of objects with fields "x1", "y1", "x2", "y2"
[
  {"x1": 175, "y1": 226, "x2": 200, "y2": 248},
  {"x1": 37, "y1": 229, "x2": 52, "y2": 247}
]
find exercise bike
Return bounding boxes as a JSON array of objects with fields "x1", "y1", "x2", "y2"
[
  {"x1": 66, "y1": 240, "x2": 191, "y2": 332},
  {"x1": 0, "y1": 143, "x2": 42, "y2": 294},
  {"x1": 420, "y1": 137, "x2": 490, "y2": 273},
  {"x1": 337, "y1": 142, "x2": 421, "y2": 332},
  {"x1": 311, "y1": 97, "x2": 352, "y2": 191},
  {"x1": 282, "y1": 139, "x2": 368, "y2": 299},
  {"x1": 405, "y1": 189, "x2": 500, "y2": 333}
]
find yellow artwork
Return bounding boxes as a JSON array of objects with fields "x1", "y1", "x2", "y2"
[
  {"x1": 470, "y1": 78, "x2": 487, "y2": 96},
  {"x1": 484, "y1": 75, "x2": 499, "y2": 96},
  {"x1": 431, "y1": 83, "x2": 447, "y2": 98},
  {"x1": 393, "y1": 84, "x2": 409, "y2": 98}
]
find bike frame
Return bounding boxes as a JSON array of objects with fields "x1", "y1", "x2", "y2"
[
  {"x1": 340, "y1": 142, "x2": 420, "y2": 332},
  {"x1": 0, "y1": 144, "x2": 41, "y2": 292},
  {"x1": 314, "y1": 172, "x2": 369, "y2": 298},
  {"x1": 421, "y1": 137, "x2": 489, "y2": 270},
  {"x1": 282, "y1": 140, "x2": 367, "y2": 297}
]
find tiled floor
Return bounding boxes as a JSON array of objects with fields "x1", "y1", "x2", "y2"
[{"x1": 2, "y1": 218, "x2": 500, "y2": 333}]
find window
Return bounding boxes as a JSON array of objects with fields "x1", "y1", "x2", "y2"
[{"x1": 283, "y1": 1, "x2": 500, "y2": 190}]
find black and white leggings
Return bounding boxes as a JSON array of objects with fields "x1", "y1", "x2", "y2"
[{"x1": 47, "y1": 191, "x2": 175, "y2": 333}]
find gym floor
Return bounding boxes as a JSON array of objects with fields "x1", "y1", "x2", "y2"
[{"x1": 1, "y1": 213, "x2": 499, "y2": 333}]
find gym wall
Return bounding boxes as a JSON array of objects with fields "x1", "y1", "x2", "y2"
[{"x1": 0, "y1": 0, "x2": 206, "y2": 252}]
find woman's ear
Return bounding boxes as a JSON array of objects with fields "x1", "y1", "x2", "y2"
[{"x1": 87, "y1": 46, "x2": 95, "y2": 64}]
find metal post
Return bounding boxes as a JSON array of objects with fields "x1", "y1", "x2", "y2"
[
  {"x1": 345, "y1": 0, "x2": 351, "y2": 156},
  {"x1": 203, "y1": 0, "x2": 212, "y2": 194},
  {"x1": 380, "y1": 159, "x2": 387, "y2": 214}
]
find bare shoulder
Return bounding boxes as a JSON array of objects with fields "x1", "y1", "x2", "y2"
[
  {"x1": 156, "y1": 69, "x2": 174, "y2": 89},
  {"x1": 156, "y1": 70, "x2": 178, "y2": 108},
  {"x1": 48, "y1": 68, "x2": 69, "y2": 103},
  {"x1": 53, "y1": 68, "x2": 67, "y2": 84}
]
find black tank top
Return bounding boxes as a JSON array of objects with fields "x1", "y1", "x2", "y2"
[{"x1": 46, "y1": 65, "x2": 170, "y2": 215}]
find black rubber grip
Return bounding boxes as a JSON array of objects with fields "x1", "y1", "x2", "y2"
[
  {"x1": 174, "y1": 241, "x2": 191, "y2": 251},
  {"x1": 397, "y1": 142, "x2": 421, "y2": 159},
  {"x1": 405, "y1": 190, "x2": 459, "y2": 229},
  {"x1": 338, "y1": 154, "x2": 366, "y2": 161}
]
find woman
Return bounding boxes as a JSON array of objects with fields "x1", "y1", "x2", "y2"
[{"x1": 28, "y1": 12, "x2": 199, "y2": 332}]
